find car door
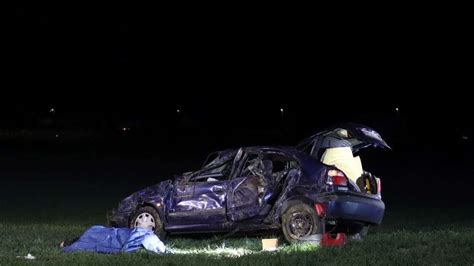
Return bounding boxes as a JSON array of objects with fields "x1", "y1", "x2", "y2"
[
  {"x1": 167, "y1": 157, "x2": 233, "y2": 225},
  {"x1": 226, "y1": 151, "x2": 273, "y2": 222}
]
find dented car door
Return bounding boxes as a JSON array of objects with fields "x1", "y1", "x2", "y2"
[
  {"x1": 226, "y1": 151, "x2": 273, "y2": 222},
  {"x1": 167, "y1": 157, "x2": 234, "y2": 224},
  {"x1": 167, "y1": 179, "x2": 228, "y2": 225}
]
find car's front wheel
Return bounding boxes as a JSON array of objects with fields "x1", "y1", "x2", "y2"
[
  {"x1": 129, "y1": 206, "x2": 166, "y2": 239},
  {"x1": 281, "y1": 203, "x2": 321, "y2": 243}
]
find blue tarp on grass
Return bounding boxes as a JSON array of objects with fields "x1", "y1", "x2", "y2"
[{"x1": 63, "y1": 225, "x2": 165, "y2": 254}]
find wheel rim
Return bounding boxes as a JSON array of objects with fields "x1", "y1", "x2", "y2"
[
  {"x1": 287, "y1": 211, "x2": 314, "y2": 239},
  {"x1": 134, "y1": 212, "x2": 156, "y2": 231}
]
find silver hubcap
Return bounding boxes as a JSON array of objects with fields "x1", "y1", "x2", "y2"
[{"x1": 134, "y1": 212, "x2": 156, "y2": 231}]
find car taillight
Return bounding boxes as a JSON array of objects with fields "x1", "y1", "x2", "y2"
[
  {"x1": 327, "y1": 169, "x2": 347, "y2": 186},
  {"x1": 376, "y1": 177, "x2": 381, "y2": 195}
]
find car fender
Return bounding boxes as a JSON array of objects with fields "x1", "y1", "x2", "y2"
[{"x1": 279, "y1": 196, "x2": 315, "y2": 218}]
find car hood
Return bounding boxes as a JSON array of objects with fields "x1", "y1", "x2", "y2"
[{"x1": 298, "y1": 123, "x2": 390, "y2": 154}]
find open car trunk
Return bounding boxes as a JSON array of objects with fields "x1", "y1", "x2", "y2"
[
  {"x1": 297, "y1": 123, "x2": 389, "y2": 195},
  {"x1": 297, "y1": 123, "x2": 390, "y2": 156}
]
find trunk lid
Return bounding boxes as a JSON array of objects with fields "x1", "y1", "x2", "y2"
[{"x1": 297, "y1": 123, "x2": 390, "y2": 156}]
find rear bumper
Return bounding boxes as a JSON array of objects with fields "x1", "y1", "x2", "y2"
[{"x1": 319, "y1": 192, "x2": 385, "y2": 225}]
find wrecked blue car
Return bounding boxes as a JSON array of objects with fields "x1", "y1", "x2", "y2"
[{"x1": 108, "y1": 123, "x2": 390, "y2": 242}]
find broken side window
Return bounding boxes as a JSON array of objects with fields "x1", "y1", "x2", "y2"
[
  {"x1": 192, "y1": 159, "x2": 233, "y2": 182},
  {"x1": 240, "y1": 153, "x2": 260, "y2": 177},
  {"x1": 261, "y1": 153, "x2": 298, "y2": 184}
]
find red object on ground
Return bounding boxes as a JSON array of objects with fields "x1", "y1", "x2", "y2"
[{"x1": 321, "y1": 233, "x2": 346, "y2": 247}]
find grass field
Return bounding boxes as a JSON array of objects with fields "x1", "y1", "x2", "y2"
[
  {"x1": 1, "y1": 150, "x2": 473, "y2": 265},
  {"x1": 1, "y1": 202, "x2": 473, "y2": 265}
]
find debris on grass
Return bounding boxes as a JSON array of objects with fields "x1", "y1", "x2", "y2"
[{"x1": 261, "y1": 238, "x2": 278, "y2": 251}]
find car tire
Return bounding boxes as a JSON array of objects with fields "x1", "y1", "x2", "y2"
[
  {"x1": 281, "y1": 202, "x2": 321, "y2": 243},
  {"x1": 129, "y1": 206, "x2": 166, "y2": 240}
]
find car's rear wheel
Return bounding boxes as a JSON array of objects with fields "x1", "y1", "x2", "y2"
[
  {"x1": 281, "y1": 203, "x2": 321, "y2": 243},
  {"x1": 130, "y1": 206, "x2": 166, "y2": 240}
]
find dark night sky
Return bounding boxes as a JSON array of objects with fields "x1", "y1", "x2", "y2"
[
  {"x1": 3, "y1": 4, "x2": 471, "y2": 149},
  {"x1": 0, "y1": 4, "x2": 472, "y2": 209}
]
